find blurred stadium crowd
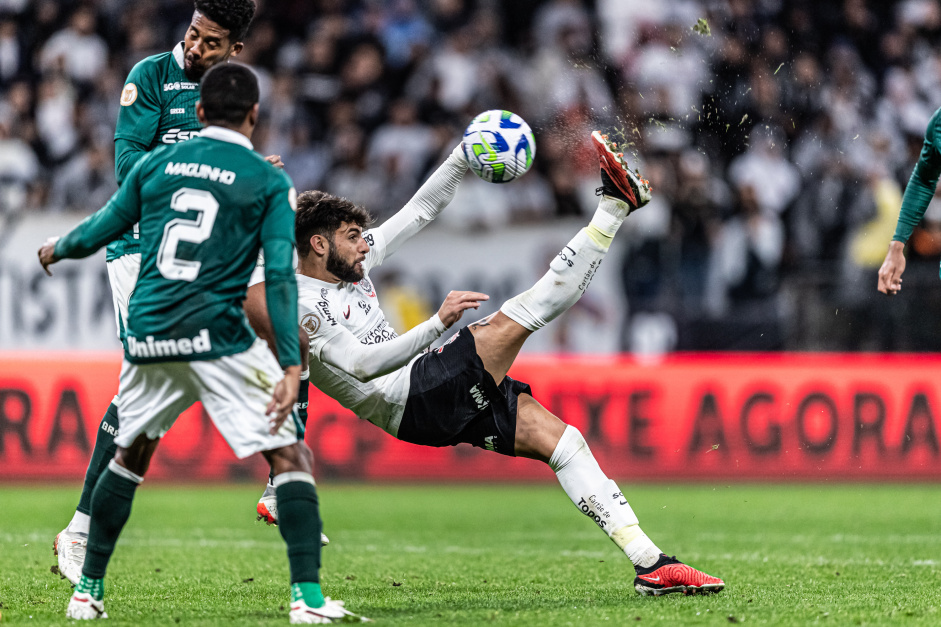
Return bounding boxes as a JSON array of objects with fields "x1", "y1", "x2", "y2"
[{"x1": 3, "y1": 0, "x2": 941, "y2": 351}]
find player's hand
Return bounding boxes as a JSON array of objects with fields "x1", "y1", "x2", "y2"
[
  {"x1": 38, "y1": 237, "x2": 61, "y2": 276},
  {"x1": 267, "y1": 365, "x2": 300, "y2": 434},
  {"x1": 265, "y1": 154, "x2": 284, "y2": 169},
  {"x1": 437, "y1": 290, "x2": 489, "y2": 328},
  {"x1": 877, "y1": 240, "x2": 906, "y2": 295}
]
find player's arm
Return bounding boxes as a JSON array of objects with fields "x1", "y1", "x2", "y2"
[
  {"x1": 363, "y1": 144, "x2": 467, "y2": 269},
  {"x1": 39, "y1": 159, "x2": 145, "y2": 273},
  {"x1": 311, "y1": 290, "x2": 488, "y2": 382},
  {"x1": 114, "y1": 60, "x2": 162, "y2": 184},
  {"x1": 878, "y1": 109, "x2": 941, "y2": 294},
  {"x1": 260, "y1": 183, "x2": 303, "y2": 429},
  {"x1": 260, "y1": 192, "x2": 301, "y2": 370}
]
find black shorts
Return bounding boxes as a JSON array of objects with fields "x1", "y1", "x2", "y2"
[{"x1": 396, "y1": 328, "x2": 532, "y2": 457}]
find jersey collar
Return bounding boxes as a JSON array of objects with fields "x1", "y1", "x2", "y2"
[
  {"x1": 297, "y1": 273, "x2": 343, "y2": 290},
  {"x1": 173, "y1": 42, "x2": 185, "y2": 69},
  {"x1": 201, "y1": 125, "x2": 254, "y2": 150}
]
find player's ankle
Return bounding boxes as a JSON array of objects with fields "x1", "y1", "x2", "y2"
[
  {"x1": 76, "y1": 575, "x2": 105, "y2": 601},
  {"x1": 291, "y1": 582, "x2": 325, "y2": 608}
]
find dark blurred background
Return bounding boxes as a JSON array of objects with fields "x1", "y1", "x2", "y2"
[{"x1": 4, "y1": 0, "x2": 941, "y2": 353}]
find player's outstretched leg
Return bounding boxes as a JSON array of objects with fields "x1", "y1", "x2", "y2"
[
  {"x1": 499, "y1": 131, "x2": 651, "y2": 340},
  {"x1": 543, "y1": 417, "x2": 724, "y2": 596},
  {"x1": 55, "y1": 401, "x2": 121, "y2": 586}
]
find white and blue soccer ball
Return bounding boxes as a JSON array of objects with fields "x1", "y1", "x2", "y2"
[{"x1": 462, "y1": 110, "x2": 536, "y2": 183}]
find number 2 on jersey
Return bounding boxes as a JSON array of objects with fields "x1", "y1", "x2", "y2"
[{"x1": 156, "y1": 188, "x2": 219, "y2": 281}]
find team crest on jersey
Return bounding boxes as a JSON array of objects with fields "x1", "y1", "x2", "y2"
[
  {"x1": 300, "y1": 312, "x2": 322, "y2": 337},
  {"x1": 356, "y1": 277, "x2": 375, "y2": 297},
  {"x1": 120, "y1": 83, "x2": 138, "y2": 106}
]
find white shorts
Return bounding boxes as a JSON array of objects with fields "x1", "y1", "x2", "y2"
[
  {"x1": 106, "y1": 253, "x2": 142, "y2": 340},
  {"x1": 114, "y1": 339, "x2": 298, "y2": 459}
]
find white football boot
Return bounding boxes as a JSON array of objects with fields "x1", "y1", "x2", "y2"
[
  {"x1": 257, "y1": 492, "x2": 330, "y2": 546},
  {"x1": 289, "y1": 597, "x2": 369, "y2": 624},
  {"x1": 66, "y1": 592, "x2": 107, "y2": 620},
  {"x1": 54, "y1": 529, "x2": 87, "y2": 585}
]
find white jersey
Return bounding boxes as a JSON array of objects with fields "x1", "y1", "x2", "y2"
[
  {"x1": 298, "y1": 229, "x2": 416, "y2": 436},
  {"x1": 297, "y1": 145, "x2": 468, "y2": 436}
]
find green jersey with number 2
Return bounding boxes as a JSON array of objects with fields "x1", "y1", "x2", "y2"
[{"x1": 57, "y1": 127, "x2": 298, "y2": 364}]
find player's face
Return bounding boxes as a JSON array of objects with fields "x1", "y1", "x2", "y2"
[
  {"x1": 326, "y1": 223, "x2": 369, "y2": 283},
  {"x1": 182, "y1": 11, "x2": 243, "y2": 81}
]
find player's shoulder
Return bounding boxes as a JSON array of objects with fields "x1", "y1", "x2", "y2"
[
  {"x1": 126, "y1": 50, "x2": 175, "y2": 82},
  {"x1": 298, "y1": 282, "x2": 341, "y2": 337}
]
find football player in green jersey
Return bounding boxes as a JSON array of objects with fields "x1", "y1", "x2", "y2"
[
  {"x1": 878, "y1": 107, "x2": 941, "y2": 294},
  {"x1": 53, "y1": 0, "x2": 321, "y2": 588},
  {"x1": 41, "y1": 63, "x2": 364, "y2": 625}
]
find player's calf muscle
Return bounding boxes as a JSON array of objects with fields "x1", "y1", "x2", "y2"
[{"x1": 513, "y1": 394, "x2": 567, "y2": 461}]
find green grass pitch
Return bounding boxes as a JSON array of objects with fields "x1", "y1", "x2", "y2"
[{"x1": 2, "y1": 483, "x2": 940, "y2": 625}]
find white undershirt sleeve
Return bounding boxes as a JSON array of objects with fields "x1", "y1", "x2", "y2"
[
  {"x1": 317, "y1": 314, "x2": 448, "y2": 381},
  {"x1": 364, "y1": 144, "x2": 467, "y2": 270}
]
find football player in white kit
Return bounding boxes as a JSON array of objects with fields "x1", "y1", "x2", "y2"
[{"x1": 284, "y1": 132, "x2": 726, "y2": 597}]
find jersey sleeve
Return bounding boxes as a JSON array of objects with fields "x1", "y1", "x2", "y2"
[
  {"x1": 894, "y1": 107, "x2": 941, "y2": 243},
  {"x1": 362, "y1": 145, "x2": 467, "y2": 271},
  {"x1": 114, "y1": 58, "x2": 162, "y2": 184},
  {"x1": 261, "y1": 175, "x2": 301, "y2": 368},
  {"x1": 55, "y1": 156, "x2": 146, "y2": 259}
]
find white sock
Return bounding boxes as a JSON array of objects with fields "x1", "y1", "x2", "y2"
[
  {"x1": 548, "y1": 426, "x2": 662, "y2": 568},
  {"x1": 501, "y1": 229, "x2": 607, "y2": 331},
  {"x1": 66, "y1": 510, "x2": 90, "y2": 536},
  {"x1": 272, "y1": 471, "x2": 316, "y2": 488}
]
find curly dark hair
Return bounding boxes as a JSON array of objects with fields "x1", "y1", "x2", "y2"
[
  {"x1": 194, "y1": 0, "x2": 256, "y2": 42},
  {"x1": 295, "y1": 191, "x2": 373, "y2": 256}
]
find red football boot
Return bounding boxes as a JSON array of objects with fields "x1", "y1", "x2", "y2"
[{"x1": 634, "y1": 553, "x2": 725, "y2": 596}]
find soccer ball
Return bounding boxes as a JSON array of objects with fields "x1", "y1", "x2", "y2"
[{"x1": 462, "y1": 110, "x2": 536, "y2": 183}]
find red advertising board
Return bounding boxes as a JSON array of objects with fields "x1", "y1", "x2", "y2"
[{"x1": 1, "y1": 352, "x2": 939, "y2": 482}]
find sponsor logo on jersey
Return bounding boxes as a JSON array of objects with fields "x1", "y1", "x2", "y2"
[
  {"x1": 100, "y1": 420, "x2": 118, "y2": 436},
  {"x1": 300, "y1": 312, "x2": 322, "y2": 337},
  {"x1": 164, "y1": 161, "x2": 236, "y2": 184},
  {"x1": 484, "y1": 435, "x2": 497, "y2": 451},
  {"x1": 170, "y1": 107, "x2": 185, "y2": 114},
  {"x1": 120, "y1": 83, "x2": 138, "y2": 106},
  {"x1": 357, "y1": 300, "x2": 371, "y2": 315},
  {"x1": 316, "y1": 301, "x2": 338, "y2": 327},
  {"x1": 361, "y1": 320, "x2": 397, "y2": 345},
  {"x1": 126, "y1": 329, "x2": 212, "y2": 359},
  {"x1": 470, "y1": 384, "x2": 490, "y2": 411},
  {"x1": 343, "y1": 305, "x2": 351, "y2": 319},
  {"x1": 355, "y1": 277, "x2": 376, "y2": 297},
  {"x1": 161, "y1": 129, "x2": 201, "y2": 144},
  {"x1": 163, "y1": 81, "x2": 198, "y2": 91}
]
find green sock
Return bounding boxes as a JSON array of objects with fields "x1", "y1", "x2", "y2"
[
  {"x1": 77, "y1": 403, "x2": 120, "y2": 515},
  {"x1": 291, "y1": 582, "x2": 325, "y2": 608},
  {"x1": 75, "y1": 575, "x2": 104, "y2": 601},
  {"x1": 83, "y1": 465, "x2": 141, "y2": 579},
  {"x1": 276, "y1": 478, "x2": 322, "y2": 584}
]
